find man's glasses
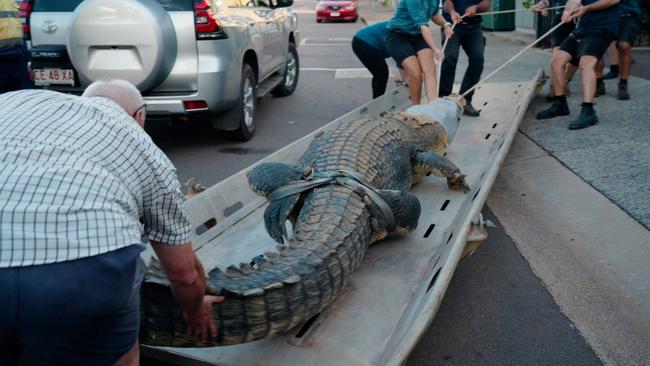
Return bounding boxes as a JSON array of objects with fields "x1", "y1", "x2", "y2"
[{"x1": 132, "y1": 104, "x2": 146, "y2": 118}]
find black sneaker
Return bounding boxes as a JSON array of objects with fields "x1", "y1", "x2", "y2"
[
  {"x1": 569, "y1": 107, "x2": 598, "y2": 130},
  {"x1": 603, "y1": 69, "x2": 618, "y2": 80},
  {"x1": 463, "y1": 103, "x2": 481, "y2": 117},
  {"x1": 618, "y1": 82, "x2": 630, "y2": 100},
  {"x1": 595, "y1": 80, "x2": 606, "y2": 97},
  {"x1": 536, "y1": 99, "x2": 570, "y2": 120}
]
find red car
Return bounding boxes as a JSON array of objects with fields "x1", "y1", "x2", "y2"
[{"x1": 316, "y1": 0, "x2": 358, "y2": 23}]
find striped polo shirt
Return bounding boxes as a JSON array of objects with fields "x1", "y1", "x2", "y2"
[{"x1": 0, "y1": 89, "x2": 192, "y2": 268}]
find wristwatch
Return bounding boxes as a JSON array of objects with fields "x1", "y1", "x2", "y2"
[{"x1": 444, "y1": 22, "x2": 452, "y2": 28}]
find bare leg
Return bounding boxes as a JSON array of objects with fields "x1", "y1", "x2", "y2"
[
  {"x1": 401, "y1": 56, "x2": 423, "y2": 105},
  {"x1": 551, "y1": 49, "x2": 572, "y2": 96},
  {"x1": 114, "y1": 342, "x2": 139, "y2": 366},
  {"x1": 579, "y1": 55, "x2": 598, "y2": 103},
  {"x1": 399, "y1": 67, "x2": 410, "y2": 87},
  {"x1": 566, "y1": 63, "x2": 578, "y2": 81},
  {"x1": 596, "y1": 59, "x2": 605, "y2": 79},
  {"x1": 618, "y1": 41, "x2": 633, "y2": 79},
  {"x1": 416, "y1": 48, "x2": 437, "y2": 102},
  {"x1": 607, "y1": 42, "x2": 619, "y2": 67}
]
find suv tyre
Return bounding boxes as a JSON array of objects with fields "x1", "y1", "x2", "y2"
[
  {"x1": 271, "y1": 43, "x2": 299, "y2": 97},
  {"x1": 224, "y1": 64, "x2": 257, "y2": 141}
]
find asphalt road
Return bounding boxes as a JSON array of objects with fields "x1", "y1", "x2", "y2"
[{"x1": 145, "y1": 1, "x2": 603, "y2": 364}]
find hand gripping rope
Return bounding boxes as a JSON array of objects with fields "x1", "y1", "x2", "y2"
[{"x1": 434, "y1": 5, "x2": 569, "y2": 98}]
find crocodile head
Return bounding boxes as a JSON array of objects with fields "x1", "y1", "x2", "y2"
[{"x1": 392, "y1": 111, "x2": 449, "y2": 155}]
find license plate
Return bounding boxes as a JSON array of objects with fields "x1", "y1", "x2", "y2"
[
  {"x1": 330, "y1": 11, "x2": 340, "y2": 16},
  {"x1": 34, "y1": 69, "x2": 75, "y2": 86}
]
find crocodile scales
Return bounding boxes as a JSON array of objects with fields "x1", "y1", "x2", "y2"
[{"x1": 140, "y1": 98, "x2": 469, "y2": 347}]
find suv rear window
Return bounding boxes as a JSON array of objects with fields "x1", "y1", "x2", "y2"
[{"x1": 32, "y1": 0, "x2": 193, "y2": 12}]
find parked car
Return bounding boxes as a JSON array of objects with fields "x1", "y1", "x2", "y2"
[
  {"x1": 19, "y1": 0, "x2": 300, "y2": 141},
  {"x1": 315, "y1": 0, "x2": 357, "y2": 23}
]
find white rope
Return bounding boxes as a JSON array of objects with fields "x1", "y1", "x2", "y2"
[
  {"x1": 477, "y1": 5, "x2": 565, "y2": 17},
  {"x1": 460, "y1": 20, "x2": 567, "y2": 98},
  {"x1": 434, "y1": 5, "x2": 567, "y2": 98},
  {"x1": 435, "y1": 21, "x2": 459, "y2": 97}
]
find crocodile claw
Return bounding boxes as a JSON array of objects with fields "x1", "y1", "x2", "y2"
[{"x1": 447, "y1": 173, "x2": 470, "y2": 193}]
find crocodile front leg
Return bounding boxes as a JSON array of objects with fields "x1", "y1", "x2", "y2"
[{"x1": 412, "y1": 151, "x2": 470, "y2": 193}]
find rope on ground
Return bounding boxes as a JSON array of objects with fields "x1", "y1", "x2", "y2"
[{"x1": 460, "y1": 20, "x2": 568, "y2": 98}]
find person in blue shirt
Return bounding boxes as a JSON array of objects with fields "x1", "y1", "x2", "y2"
[
  {"x1": 385, "y1": 0, "x2": 453, "y2": 105},
  {"x1": 352, "y1": 21, "x2": 400, "y2": 99},
  {"x1": 536, "y1": 0, "x2": 620, "y2": 130},
  {"x1": 440, "y1": 0, "x2": 491, "y2": 117}
]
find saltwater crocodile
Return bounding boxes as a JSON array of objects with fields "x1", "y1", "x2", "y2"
[{"x1": 140, "y1": 98, "x2": 469, "y2": 347}]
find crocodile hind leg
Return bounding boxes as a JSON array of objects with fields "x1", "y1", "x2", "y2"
[
  {"x1": 248, "y1": 162, "x2": 305, "y2": 243},
  {"x1": 247, "y1": 162, "x2": 303, "y2": 196},
  {"x1": 264, "y1": 194, "x2": 301, "y2": 243},
  {"x1": 365, "y1": 189, "x2": 422, "y2": 242},
  {"x1": 413, "y1": 151, "x2": 470, "y2": 193}
]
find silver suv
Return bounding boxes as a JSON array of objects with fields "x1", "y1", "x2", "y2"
[{"x1": 21, "y1": 0, "x2": 300, "y2": 141}]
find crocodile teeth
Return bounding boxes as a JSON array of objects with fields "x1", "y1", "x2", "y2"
[
  {"x1": 264, "y1": 251, "x2": 281, "y2": 262},
  {"x1": 282, "y1": 275, "x2": 301, "y2": 285},
  {"x1": 263, "y1": 282, "x2": 284, "y2": 291},
  {"x1": 276, "y1": 244, "x2": 290, "y2": 256},
  {"x1": 239, "y1": 262, "x2": 254, "y2": 274},
  {"x1": 225, "y1": 265, "x2": 244, "y2": 277},
  {"x1": 243, "y1": 288, "x2": 264, "y2": 297}
]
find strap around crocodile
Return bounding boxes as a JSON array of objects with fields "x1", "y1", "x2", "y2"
[{"x1": 267, "y1": 168, "x2": 396, "y2": 231}]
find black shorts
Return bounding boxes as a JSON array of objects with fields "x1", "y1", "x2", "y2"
[
  {"x1": 550, "y1": 14, "x2": 576, "y2": 48},
  {"x1": 385, "y1": 29, "x2": 430, "y2": 67},
  {"x1": 618, "y1": 14, "x2": 641, "y2": 45},
  {"x1": 559, "y1": 29, "x2": 616, "y2": 66}
]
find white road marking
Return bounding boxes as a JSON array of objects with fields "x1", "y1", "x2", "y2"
[
  {"x1": 300, "y1": 37, "x2": 353, "y2": 46},
  {"x1": 300, "y1": 68, "x2": 337, "y2": 71},
  {"x1": 301, "y1": 43, "x2": 350, "y2": 46},
  {"x1": 299, "y1": 68, "x2": 400, "y2": 78}
]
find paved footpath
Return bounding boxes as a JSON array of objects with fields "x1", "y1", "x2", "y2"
[{"x1": 357, "y1": 1, "x2": 650, "y2": 364}]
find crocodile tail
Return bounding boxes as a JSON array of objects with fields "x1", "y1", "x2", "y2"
[{"x1": 140, "y1": 236, "x2": 367, "y2": 347}]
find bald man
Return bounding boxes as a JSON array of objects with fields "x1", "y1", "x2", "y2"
[{"x1": 0, "y1": 80, "x2": 222, "y2": 366}]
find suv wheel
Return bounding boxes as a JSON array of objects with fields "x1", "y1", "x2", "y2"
[
  {"x1": 271, "y1": 43, "x2": 299, "y2": 97},
  {"x1": 225, "y1": 64, "x2": 257, "y2": 141}
]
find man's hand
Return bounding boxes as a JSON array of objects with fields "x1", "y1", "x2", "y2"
[
  {"x1": 464, "y1": 5, "x2": 478, "y2": 17},
  {"x1": 451, "y1": 10, "x2": 463, "y2": 24},
  {"x1": 184, "y1": 294, "x2": 225, "y2": 342},
  {"x1": 531, "y1": 0, "x2": 549, "y2": 15},
  {"x1": 561, "y1": 10, "x2": 573, "y2": 22},
  {"x1": 443, "y1": 24, "x2": 454, "y2": 39},
  {"x1": 572, "y1": 5, "x2": 588, "y2": 18},
  {"x1": 432, "y1": 47, "x2": 444, "y2": 63}
]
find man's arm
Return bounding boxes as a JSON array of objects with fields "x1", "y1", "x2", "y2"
[
  {"x1": 465, "y1": 0, "x2": 491, "y2": 17},
  {"x1": 531, "y1": 0, "x2": 550, "y2": 15},
  {"x1": 420, "y1": 24, "x2": 443, "y2": 60},
  {"x1": 444, "y1": 0, "x2": 463, "y2": 23},
  {"x1": 432, "y1": 12, "x2": 454, "y2": 38},
  {"x1": 572, "y1": 0, "x2": 620, "y2": 17},
  {"x1": 477, "y1": 0, "x2": 491, "y2": 13},
  {"x1": 562, "y1": 0, "x2": 581, "y2": 21},
  {"x1": 151, "y1": 241, "x2": 224, "y2": 342}
]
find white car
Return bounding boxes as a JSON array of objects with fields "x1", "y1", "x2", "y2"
[{"x1": 21, "y1": 0, "x2": 300, "y2": 141}]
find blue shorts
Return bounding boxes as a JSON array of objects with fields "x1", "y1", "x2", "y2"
[{"x1": 0, "y1": 244, "x2": 145, "y2": 366}]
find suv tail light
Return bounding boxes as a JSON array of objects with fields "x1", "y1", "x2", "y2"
[
  {"x1": 19, "y1": 0, "x2": 33, "y2": 41},
  {"x1": 194, "y1": 0, "x2": 227, "y2": 40}
]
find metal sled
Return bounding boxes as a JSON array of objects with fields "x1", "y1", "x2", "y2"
[{"x1": 142, "y1": 70, "x2": 544, "y2": 365}]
